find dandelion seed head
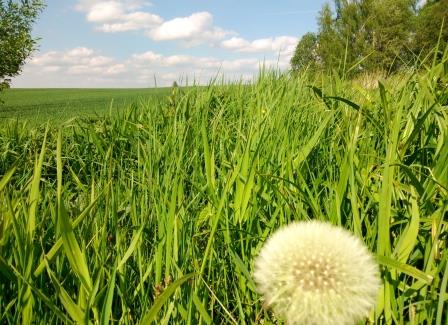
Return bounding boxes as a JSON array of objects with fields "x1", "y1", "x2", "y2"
[{"x1": 254, "y1": 220, "x2": 380, "y2": 325}]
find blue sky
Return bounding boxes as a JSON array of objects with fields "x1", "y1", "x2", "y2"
[{"x1": 13, "y1": 0, "x2": 328, "y2": 87}]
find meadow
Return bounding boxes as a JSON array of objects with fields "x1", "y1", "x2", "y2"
[
  {"x1": 0, "y1": 88, "x2": 170, "y2": 124},
  {"x1": 0, "y1": 58, "x2": 447, "y2": 324}
]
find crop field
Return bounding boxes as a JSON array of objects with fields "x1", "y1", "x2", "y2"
[
  {"x1": 0, "y1": 88, "x2": 170, "y2": 125},
  {"x1": 0, "y1": 59, "x2": 447, "y2": 324}
]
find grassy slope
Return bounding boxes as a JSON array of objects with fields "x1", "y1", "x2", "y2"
[
  {"x1": 0, "y1": 62, "x2": 447, "y2": 324},
  {"x1": 0, "y1": 88, "x2": 170, "y2": 124}
]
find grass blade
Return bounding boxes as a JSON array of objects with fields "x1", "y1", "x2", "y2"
[
  {"x1": 28, "y1": 125, "x2": 48, "y2": 237},
  {"x1": 100, "y1": 266, "x2": 116, "y2": 325},
  {"x1": 33, "y1": 191, "x2": 104, "y2": 277},
  {"x1": 140, "y1": 273, "x2": 195, "y2": 324},
  {"x1": 293, "y1": 113, "x2": 332, "y2": 167},
  {"x1": 377, "y1": 255, "x2": 433, "y2": 285},
  {"x1": 117, "y1": 225, "x2": 144, "y2": 271},
  {"x1": 0, "y1": 165, "x2": 16, "y2": 192}
]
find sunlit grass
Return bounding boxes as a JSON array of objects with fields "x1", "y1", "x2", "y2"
[{"x1": 0, "y1": 55, "x2": 447, "y2": 324}]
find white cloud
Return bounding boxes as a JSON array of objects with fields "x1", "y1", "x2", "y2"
[
  {"x1": 41, "y1": 66, "x2": 62, "y2": 73},
  {"x1": 67, "y1": 47, "x2": 94, "y2": 57},
  {"x1": 132, "y1": 51, "x2": 212, "y2": 68},
  {"x1": 220, "y1": 37, "x2": 250, "y2": 50},
  {"x1": 14, "y1": 47, "x2": 289, "y2": 87},
  {"x1": 105, "y1": 64, "x2": 127, "y2": 75},
  {"x1": 130, "y1": 51, "x2": 260, "y2": 72},
  {"x1": 76, "y1": 1, "x2": 232, "y2": 45},
  {"x1": 221, "y1": 36, "x2": 298, "y2": 55},
  {"x1": 30, "y1": 47, "x2": 115, "y2": 69},
  {"x1": 76, "y1": 0, "x2": 162, "y2": 33},
  {"x1": 147, "y1": 12, "x2": 232, "y2": 44},
  {"x1": 86, "y1": 1, "x2": 124, "y2": 22},
  {"x1": 131, "y1": 51, "x2": 162, "y2": 62},
  {"x1": 89, "y1": 56, "x2": 115, "y2": 66},
  {"x1": 75, "y1": 0, "x2": 150, "y2": 12},
  {"x1": 67, "y1": 65, "x2": 93, "y2": 75},
  {"x1": 99, "y1": 12, "x2": 163, "y2": 32}
]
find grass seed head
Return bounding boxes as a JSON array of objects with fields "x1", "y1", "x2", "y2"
[{"x1": 254, "y1": 220, "x2": 380, "y2": 325}]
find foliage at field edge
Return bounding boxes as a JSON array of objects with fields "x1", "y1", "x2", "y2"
[
  {"x1": 291, "y1": 0, "x2": 448, "y2": 75},
  {"x1": 0, "y1": 0, "x2": 45, "y2": 91},
  {"x1": 0, "y1": 57, "x2": 447, "y2": 324}
]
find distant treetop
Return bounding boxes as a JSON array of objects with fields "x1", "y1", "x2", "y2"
[{"x1": 290, "y1": 0, "x2": 448, "y2": 75}]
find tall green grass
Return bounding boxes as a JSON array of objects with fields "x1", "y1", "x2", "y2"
[{"x1": 0, "y1": 57, "x2": 447, "y2": 324}]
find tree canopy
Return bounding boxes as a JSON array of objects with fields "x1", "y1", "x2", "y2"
[
  {"x1": 414, "y1": 0, "x2": 448, "y2": 58},
  {"x1": 0, "y1": 0, "x2": 45, "y2": 90},
  {"x1": 290, "y1": 32, "x2": 319, "y2": 72},
  {"x1": 291, "y1": 0, "x2": 448, "y2": 74}
]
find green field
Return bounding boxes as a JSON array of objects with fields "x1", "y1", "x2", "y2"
[
  {"x1": 0, "y1": 61, "x2": 447, "y2": 324},
  {"x1": 0, "y1": 88, "x2": 170, "y2": 124}
]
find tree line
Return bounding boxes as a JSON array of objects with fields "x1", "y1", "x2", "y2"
[{"x1": 291, "y1": 0, "x2": 448, "y2": 75}]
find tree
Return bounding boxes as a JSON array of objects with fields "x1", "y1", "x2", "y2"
[
  {"x1": 324, "y1": 0, "x2": 416, "y2": 74},
  {"x1": 0, "y1": 0, "x2": 45, "y2": 90},
  {"x1": 332, "y1": 0, "x2": 371, "y2": 73},
  {"x1": 290, "y1": 32, "x2": 320, "y2": 72},
  {"x1": 414, "y1": 0, "x2": 448, "y2": 59},
  {"x1": 317, "y1": 3, "x2": 344, "y2": 71},
  {"x1": 367, "y1": 0, "x2": 416, "y2": 72},
  {"x1": 290, "y1": 0, "x2": 419, "y2": 75}
]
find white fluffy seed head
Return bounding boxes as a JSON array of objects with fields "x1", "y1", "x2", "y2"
[{"x1": 254, "y1": 221, "x2": 380, "y2": 325}]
